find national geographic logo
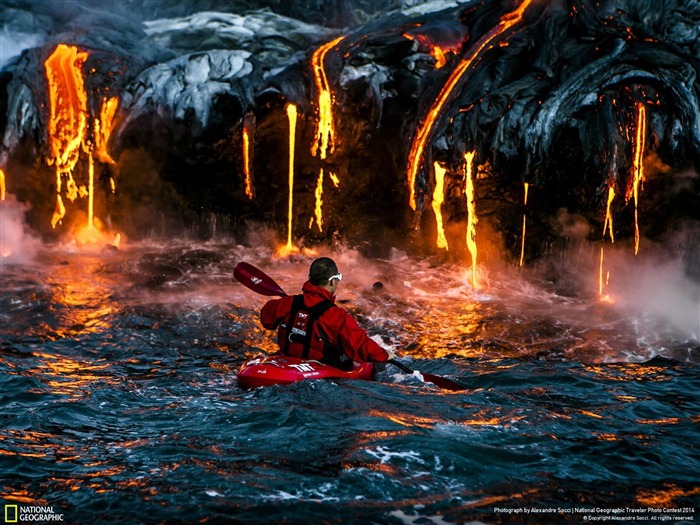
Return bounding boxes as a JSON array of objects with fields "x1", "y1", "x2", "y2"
[{"x1": 4, "y1": 505, "x2": 64, "y2": 522}]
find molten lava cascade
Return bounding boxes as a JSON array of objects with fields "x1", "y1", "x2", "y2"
[
  {"x1": 432, "y1": 162, "x2": 448, "y2": 250},
  {"x1": 599, "y1": 185, "x2": 616, "y2": 298},
  {"x1": 0, "y1": 0, "x2": 698, "y2": 257},
  {"x1": 242, "y1": 114, "x2": 255, "y2": 200},
  {"x1": 464, "y1": 151, "x2": 478, "y2": 288},
  {"x1": 310, "y1": 36, "x2": 345, "y2": 233},
  {"x1": 406, "y1": 0, "x2": 535, "y2": 211},
  {"x1": 45, "y1": 44, "x2": 89, "y2": 229},
  {"x1": 43, "y1": 44, "x2": 120, "y2": 244},
  {"x1": 519, "y1": 182, "x2": 529, "y2": 267},
  {"x1": 0, "y1": 168, "x2": 5, "y2": 201},
  {"x1": 280, "y1": 103, "x2": 298, "y2": 256},
  {"x1": 628, "y1": 103, "x2": 647, "y2": 255}
]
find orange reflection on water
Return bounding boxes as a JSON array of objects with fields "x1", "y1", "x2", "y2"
[
  {"x1": 47, "y1": 259, "x2": 117, "y2": 338},
  {"x1": 582, "y1": 363, "x2": 673, "y2": 382},
  {"x1": 462, "y1": 408, "x2": 524, "y2": 428},
  {"x1": 636, "y1": 417, "x2": 682, "y2": 425},
  {"x1": 368, "y1": 410, "x2": 441, "y2": 429},
  {"x1": 31, "y1": 352, "x2": 112, "y2": 398},
  {"x1": 409, "y1": 302, "x2": 486, "y2": 359},
  {"x1": 1, "y1": 489, "x2": 47, "y2": 505},
  {"x1": 636, "y1": 484, "x2": 700, "y2": 508}
]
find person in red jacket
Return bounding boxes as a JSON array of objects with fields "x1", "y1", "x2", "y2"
[{"x1": 260, "y1": 257, "x2": 395, "y2": 368}]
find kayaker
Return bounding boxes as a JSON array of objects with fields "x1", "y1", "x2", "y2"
[{"x1": 260, "y1": 257, "x2": 396, "y2": 368}]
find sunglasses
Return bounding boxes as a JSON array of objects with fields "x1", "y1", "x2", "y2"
[{"x1": 328, "y1": 273, "x2": 342, "y2": 283}]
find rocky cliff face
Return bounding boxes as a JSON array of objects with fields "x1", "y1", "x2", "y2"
[{"x1": 1, "y1": 0, "x2": 698, "y2": 261}]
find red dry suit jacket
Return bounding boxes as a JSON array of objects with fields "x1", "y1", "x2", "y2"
[{"x1": 260, "y1": 280, "x2": 390, "y2": 363}]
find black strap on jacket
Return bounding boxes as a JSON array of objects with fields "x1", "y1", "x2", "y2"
[{"x1": 281, "y1": 295, "x2": 334, "y2": 358}]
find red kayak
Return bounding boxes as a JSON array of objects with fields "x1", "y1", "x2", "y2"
[{"x1": 237, "y1": 355, "x2": 375, "y2": 388}]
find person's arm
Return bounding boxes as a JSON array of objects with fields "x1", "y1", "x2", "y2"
[
  {"x1": 260, "y1": 297, "x2": 288, "y2": 330},
  {"x1": 334, "y1": 310, "x2": 391, "y2": 362}
]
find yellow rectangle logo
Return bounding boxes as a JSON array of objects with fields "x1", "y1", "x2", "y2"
[{"x1": 5, "y1": 504, "x2": 18, "y2": 523}]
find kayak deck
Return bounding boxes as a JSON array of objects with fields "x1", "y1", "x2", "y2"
[{"x1": 237, "y1": 355, "x2": 374, "y2": 388}]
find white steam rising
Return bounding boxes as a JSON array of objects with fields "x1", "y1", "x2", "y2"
[{"x1": 0, "y1": 195, "x2": 40, "y2": 265}]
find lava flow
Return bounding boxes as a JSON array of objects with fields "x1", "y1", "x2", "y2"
[
  {"x1": 406, "y1": 0, "x2": 534, "y2": 211},
  {"x1": 519, "y1": 182, "x2": 529, "y2": 267},
  {"x1": 278, "y1": 102, "x2": 299, "y2": 257},
  {"x1": 310, "y1": 36, "x2": 344, "y2": 233},
  {"x1": 628, "y1": 103, "x2": 647, "y2": 255},
  {"x1": 242, "y1": 114, "x2": 255, "y2": 200},
  {"x1": 44, "y1": 44, "x2": 120, "y2": 246},
  {"x1": 464, "y1": 151, "x2": 478, "y2": 288},
  {"x1": 45, "y1": 44, "x2": 89, "y2": 229},
  {"x1": 432, "y1": 162, "x2": 449, "y2": 251}
]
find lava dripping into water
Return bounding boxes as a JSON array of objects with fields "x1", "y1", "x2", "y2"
[
  {"x1": 278, "y1": 103, "x2": 298, "y2": 257},
  {"x1": 519, "y1": 182, "x2": 529, "y2": 267},
  {"x1": 406, "y1": 0, "x2": 535, "y2": 211},
  {"x1": 464, "y1": 151, "x2": 478, "y2": 288},
  {"x1": 310, "y1": 36, "x2": 344, "y2": 233},
  {"x1": 432, "y1": 162, "x2": 448, "y2": 251},
  {"x1": 628, "y1": 103, "x2": 647, "y2": 255},
  {"x1": 44, "y1": 44, "x2": 120, "y2": 246},
  {"x1": 45, "y1": 44, "x2": 89, "y2": 229},
  {"x1": 242, "y1": 113, "x2": 255, "y2": 200}
]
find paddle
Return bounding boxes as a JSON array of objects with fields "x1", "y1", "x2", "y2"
[
  {"x1": 233, "y1": 261, "x2": 467, "y2": 392},
  {"x1": 388, "y1": 358, "x2": 467, "y2": 391},
  {"x1": 234, "y1": 261, "x2": 287, "y2": 297}
]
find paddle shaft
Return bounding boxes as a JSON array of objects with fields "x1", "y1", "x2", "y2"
[{"x1": 388, "y1": 359, "x2": 467, "y2": 391}]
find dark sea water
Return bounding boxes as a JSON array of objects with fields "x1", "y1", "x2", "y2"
[{"x1": 1, "y1": 240, "x2": 698, "y2": 524}]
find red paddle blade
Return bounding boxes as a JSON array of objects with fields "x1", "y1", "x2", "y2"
[
  {"x1": 420, "y1": 373, "x2": 467, "y2": 391},
  {"x1": 233, "y1": 261, "x2": 287, "y2": 297}
]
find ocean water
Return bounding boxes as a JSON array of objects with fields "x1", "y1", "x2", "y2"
[{"x1": 0, "y1": 240, "x2": 698, "y2": 524}]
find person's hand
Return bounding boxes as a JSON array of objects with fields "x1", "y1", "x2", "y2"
[{"x1": 384, "y1": 348, "x2": 397, "y2": 361}]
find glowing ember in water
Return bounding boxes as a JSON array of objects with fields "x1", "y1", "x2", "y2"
[
  {"x1": 519, "y1": 182, "x2": 529, "y2": 267},
  {"x1": 278, "y1": 103, "x2": 298, "y2": 257},
  {"x1": 628, "y1": 103, "x2": 646, "y2": 255},
  {"x1": 464, "y1": 151, "x2": 478, "y2": 288},
  {"x1": 45, "y1": 44, "x2": 89, "y2": 228},
  {"x1": 406, "y1": 0, "x2": 534, "y2": 210},
  {"x1": 432, "y1": 162, "x2": 449, "y2": 250}
]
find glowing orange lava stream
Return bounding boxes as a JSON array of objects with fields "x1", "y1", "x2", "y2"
[
  {"x1": 279, "y1": 103, "x2": 298, "y2": 256},
  {"x1": 0, "y1": 168, "x2": 5, "y2": 201},
  {"x1": 599, "y1": 185, "x2": 616, "y2": 299},
  {"x1": 628, "y1": 103, "x2": 646, "y2": 255},
  {"x1": 406, "y1": 0, "x2": 534, "y2": 210},
  {"x1": 241, "y1": 113, "x2": 256, "y2": 200},
  {"x1": 464, "y1": 151, "x2": 478, "y2": 288},
  {"x1": 603, "y1": 185, "x2": 615, "y2": 243},
  {"x1": 44, "y1": 44, "x2": 120, "y2": 245},
  {"x1": 519, "y1": 182, "x2": 529, "y2": 267},
  {"x1": 432, "y1": 162, "x2": 449, "y2": 250},
  {"x1": 45, "y1": 44, "x2": 89, "y2": 228},
  {"x1": 242, "y1": 123, "x2": 254, "y2": 200},
  {"x1": 310, "y1": 36, "x2": 344, "y2": 232}
]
